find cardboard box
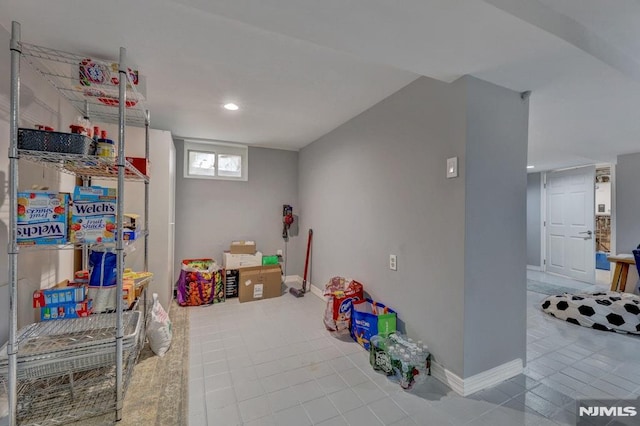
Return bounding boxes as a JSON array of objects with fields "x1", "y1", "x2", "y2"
[
  {"x1": 33, "y1": 286, "x2": 86, "y2": 308},
  {"x1": 71, "y1": 186, "x2": 117, "y2": 244},
  {"x1": 230, "y1": 240, "x2": 256, "y2": 254},
  {"x1": 17, "y1": 191, "x2": 69, "y2": 245},
  {"x1": 126, "y1": 157, "x2": 150, "y2": 177},
  {"x1": 123, "y1": 279, "x2": 136, "y2": 307},
  {"x1": 122, "y1": 229, "x2": 139, "y2": 241},
  {"x1": 225, "y1": 269, "x2": 239, "y2": 298},
  {"x1": 238, "y1": 265, "x2": 283, "y2": 303},
  {"x1": 40, "y1": 299, "x2": 93, "y2": 321},
  {"x1": 223, "y1": 251, "x2": 263, "y2": 269}
]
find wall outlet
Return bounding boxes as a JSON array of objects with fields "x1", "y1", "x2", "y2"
[
  {"x1": 447, "y1": 156, "x2": 458, "y2": 178},
  {"x1": 276, "y1": 249, "x2": 283, "y2": 256},
  {"x1": 389, "y1": 254, "x2": 397, "y2": 271}
]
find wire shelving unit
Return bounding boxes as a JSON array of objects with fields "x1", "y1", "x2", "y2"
[{"x1": 4, "y1": 21, "x2": 152, "y2": 426}]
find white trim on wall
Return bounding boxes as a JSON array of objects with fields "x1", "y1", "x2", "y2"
[
  {"x1": 431, "y1": 359, "x2": 523, "y2": 396},
  {"x1": 284, "y1": 275, "x2": 325, "y2": 300},
  {"x1": 286, "y1": 272, "x2": 523, "y2": 397},
  {"x1": 309, "y1": 283, "x2": 324, "y2": 299},
  {"x1": 284, "y1": 275, "x2": 299, "y2": 283},
  {"x1": 527, "y1": 265, "x2": 542, "y2": 272},
  {"x1": 540, "y1": 172, "x2": 547, "y2": 272},
  {"x1": 610, "y1": 164, "x2": 617, "y2": 256}
]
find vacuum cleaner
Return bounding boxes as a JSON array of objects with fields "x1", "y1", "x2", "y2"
[{"x1": 290, "y1": 229, "x2": 313, "y2": 297}]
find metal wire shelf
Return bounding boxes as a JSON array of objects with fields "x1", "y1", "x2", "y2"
[
  {"x1": 0, "y1": 346, "x2": 139, "y2": 426},
  {"x1": 0, "y1": 312, "x2": 141, "y2": 370},
  {"x1": 7, "y1": 22, "x2": 152, "y2": 426},
  {"x1": 19, "y1": 42, "x2": 148, "y2": 126},
  {"x1": 16, "y1": 230, "x2": 150, "y2": 252},
  {"x1": 18, "y1": 150, "x2": 149, "y2": 181}
]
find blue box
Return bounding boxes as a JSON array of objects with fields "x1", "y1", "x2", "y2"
[
  {"x1": 71, "y1": 186, "x2": 117, "y2": 244},
  {"x1": 596, "y1": 252, "x2": 610, "y2": 271},
  {"x1": 33, "y1": 286, "x2": 86, "y2": 308},
  {"x1": 122, "y1": 229, "x2": 139, "y2": 241},
  {"x1": 17, "y1": 191, "x2": 69, "y2": 245},
  {"x1": 40, "y1": 299, "x2": 93, "y2": 321}
]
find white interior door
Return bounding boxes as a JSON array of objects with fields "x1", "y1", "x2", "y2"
[{"x1": 546, "y1": 166, "x2": 596, "y2": 283}]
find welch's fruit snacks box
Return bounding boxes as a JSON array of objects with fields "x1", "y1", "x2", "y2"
[
  {"x1": 71, "y1": 186, "x2": 117, "y2": 244},
  {"x1": 17, "y1": 191, "x2": 69, "y2": 245}
]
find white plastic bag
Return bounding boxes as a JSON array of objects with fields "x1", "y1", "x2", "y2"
[
  {"x1": 0, "y1": 393, "x2": 7, "y2": 426},
  {"x1": 148, "y1": 293, "x2": 172, "y2": 357}
]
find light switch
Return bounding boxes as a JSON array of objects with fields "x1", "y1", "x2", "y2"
[{"x1": 447, "y1": 157, "x2": 458, "y2": 178}]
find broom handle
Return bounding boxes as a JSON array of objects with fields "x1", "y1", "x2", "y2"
[{"x1": 303, "y1": 229, "x2": 313, "y2": 285}]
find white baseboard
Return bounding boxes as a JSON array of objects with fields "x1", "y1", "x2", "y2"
[
  {"x1": 431, "y1": 359, "x2": 523, "y2": 396},
  {"x1": 527, "y1": 265, "x2": 542, "y2": 271},
  {"x1": 284, "y1": 275, "x2": 301, "y2": 284},
  {"x1": 284, "y1": 275, "x2": 324, "y2": 300},
  {"x1": 431, "y1": 361, "x2": 465, "y2": 395},
  {"x1": 309, "y1": 283, "x2": 324, "y2": 299}
]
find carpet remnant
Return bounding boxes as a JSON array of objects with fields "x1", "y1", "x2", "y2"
[{"x1": 69, "y1": 300, "x2": 189, "y2": 426}]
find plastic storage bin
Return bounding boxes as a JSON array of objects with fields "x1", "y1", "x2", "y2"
[
  {"x1": 596, "y1": 251, "x2": 610, "y2": 270},
  {"x1": 18, "y1": 128, "x2": 95, "y2": 155}
]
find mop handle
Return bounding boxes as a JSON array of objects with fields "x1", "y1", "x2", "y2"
[{"x1": 303, "y1": 229, "x2": 313, "y2": 283}]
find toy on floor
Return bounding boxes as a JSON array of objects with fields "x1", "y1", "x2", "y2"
[{"x1": 541, "y1": 291, "x2": 640, "y2": 334}]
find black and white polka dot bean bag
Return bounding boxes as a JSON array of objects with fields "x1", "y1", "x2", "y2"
[{"x1": 541, "y1": 291, "x2": 640, "y2": 334}]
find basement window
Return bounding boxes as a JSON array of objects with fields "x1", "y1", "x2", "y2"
[{"x1": 184, "y1": 140, "x2": 248, "y2": 181}]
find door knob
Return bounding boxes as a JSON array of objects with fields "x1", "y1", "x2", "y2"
[{"x1": 579, "y1": 230, "x2": 593, "y2": 239}]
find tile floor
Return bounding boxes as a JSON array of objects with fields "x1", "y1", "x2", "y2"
[{"x1": 188, "y1": 274, "x2": 640, "y2": 426}]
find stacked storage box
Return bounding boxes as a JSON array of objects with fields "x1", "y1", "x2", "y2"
[
  {"x1": 70, "y1": 185, "x2": 117, "y2": 244},
  {"x1": 223, "y1": 241, "x2": 282, "y2": 302},
  {"x1": 223, "y1": 241, "x2": 261, "y2": 298},
  {"x1": 33, "y1": 286, "x2": 93, "y2": 321},
  {"x1": 17, "y1": 191, "x2": 69, "y2": 245}
]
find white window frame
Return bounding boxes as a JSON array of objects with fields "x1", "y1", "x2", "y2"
[{"x1": 183, "y1": 140, "x2": 248, "y2": 181}]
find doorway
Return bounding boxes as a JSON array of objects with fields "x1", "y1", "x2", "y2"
[
  {"x1": 594, "y1": 166, "x2": 612, "y2": 286},
  {"x1": 545, "y1": 166, "x2": 596, "y2": 283}
]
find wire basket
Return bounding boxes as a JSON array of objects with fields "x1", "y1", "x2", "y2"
[
  {"x1": 0, "y1": 311, "x2": 141, "y2": 380},
  {"x1": 18, "y1": 128, "x2": 96, "y2": 155},
  {"x1": 0, "y1": 344, "x2": 139, "y2": 426}
]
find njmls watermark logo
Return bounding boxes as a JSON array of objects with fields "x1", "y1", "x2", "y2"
[
  {"x1": 579, "y1": 406, "x2": 637, "y2": 416},
  {"x1": 577, "y1": 398, "x2": 640, "y2": 425}
]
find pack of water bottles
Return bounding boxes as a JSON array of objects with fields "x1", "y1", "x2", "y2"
[{"x1": 369, "y1": 332, "x2": 430, "y2": 389}]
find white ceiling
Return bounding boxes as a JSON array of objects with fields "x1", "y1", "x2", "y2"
[{"x1": 1, "y1": 0, "x2": 639, "y2": 170}]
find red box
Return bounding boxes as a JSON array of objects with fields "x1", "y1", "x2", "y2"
[{"x1": 126, "y1": 157, "x2": 150, "y2": 177}]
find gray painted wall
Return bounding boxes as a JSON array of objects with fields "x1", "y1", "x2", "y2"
[
  {"x1": 462, "y1": 76, "x2": 528, "y2": 378},
  {"x1": 527, "y1": 173, "x2": 542, "y2": 267},
  {"x1": 174, "y1": 142, "x2": 300, "y2": 279},
  {"x1": 298, "y1": 75, "x2": 528, "y2": 380},
  {"x1": 616, "y1": 152, "x2": 640, "y2": 254},
  {"x1": 299, "y1": 76, "x2": 468, "y2": 377}
]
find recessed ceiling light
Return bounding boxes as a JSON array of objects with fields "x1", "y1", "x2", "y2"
[
  {"x1": 223, "y1": 103, "x2": 239, "y2": 111},
  {"x1": 527, "y1": 165, "x2": 535, "y2": 169}
]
